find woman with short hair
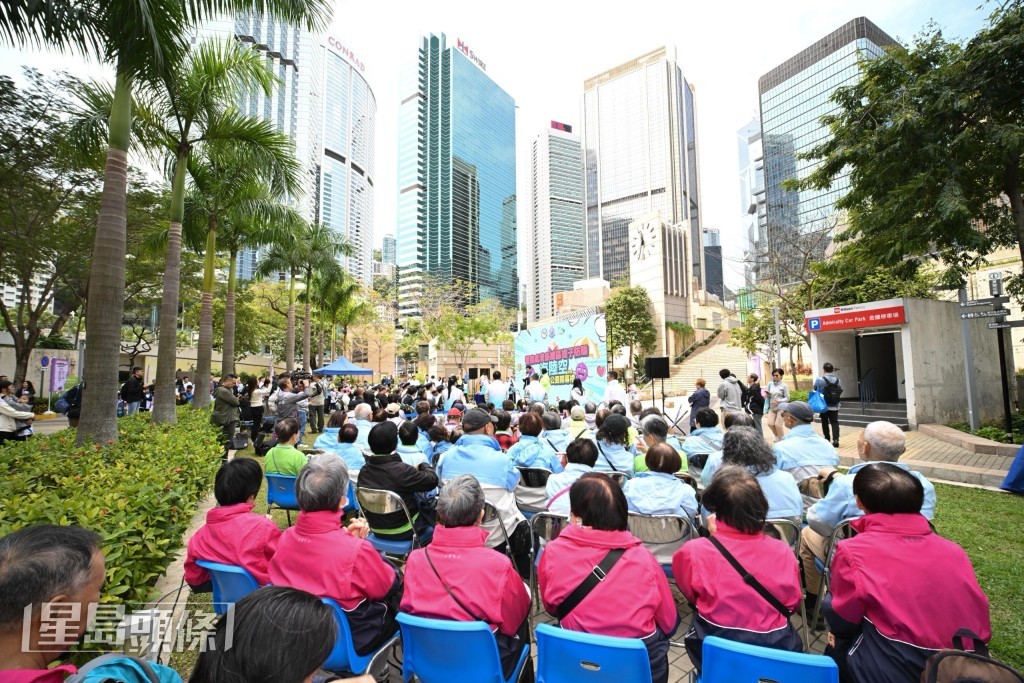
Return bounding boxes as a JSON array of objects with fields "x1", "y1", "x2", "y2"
[
  {"x1": 593, "y1": 413, "x2": 636, "y2": 475},
  {"x1": 506, "y1": 412, "x2": 563, "y2": 472},
  {"x1": 702, "y1": 427, "x2": 803, "y2": 522},
  {"x1": 623, "y1": 443, "x2": 698, "y2": 518},
  {"x1": 672, "y1": 466, "x2": 803, "y2": 675},
  {"x1": 539, "y1": 473, "x2": 679, "y2": 683}
]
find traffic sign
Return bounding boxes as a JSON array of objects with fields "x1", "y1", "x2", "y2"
[
  {"x1": 988, "y1": 320, "x2": 1024, "y2": 329},
  {"x1": 961, "y1": 296, "x2": 1009, "y2": 308},
  {"x1": 961, "y1": 309, "x2": 1010, "y2": 319},
  {"x1": 989, "y1": 272, "x2": 1003, "y2": 279},
  {"x1": 40, "y1": 356, "x2": 49, "y2": 368}
]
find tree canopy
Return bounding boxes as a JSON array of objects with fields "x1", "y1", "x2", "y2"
[{"x1": 605, "y1": 285, "x2": 657, "y2": 370}]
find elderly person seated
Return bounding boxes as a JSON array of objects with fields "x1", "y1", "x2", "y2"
[
  {"x1": 623, "y1": 443, "x2": 698, "y2": 518},
  {"x1": 698, "y1": 411, "x2": 756, "y2": 484},
  {"x1": 312, "y1": 409, "x2": 347, "y2": 452},
  {"x1": 801, "y1": 421, "x2": 936, "y2": 607},
  {"x1": 264, "y1": 417, "x2": 307, "y2": 476},
  {"x1": 269, "y1": 454, "x2": 402, "y2": 656},
  {"x1": 401, "y1": 475, "x2": 532, "y2": 681},
  {"x1": 352, "y1": 402, "x2": 374, "y2": 450},
  {"x1": 185, "y1": 459, "x2": 282, "y2": 589},
  {"x1": 358, "y1": 421, "x2": 439, "y2": 542},
  {"x1": 315, "y1": 422, "x2": 366, "y2": 480},
  {"x1": 567, "y1": 404, "x2": 589, "y2": 439},
  {"x1": 593, "y1": 413, "x2": 636, "y2": 475},
  {"x1": 634, "y1": 413, "x2": 688, "y2": 473},
  {"x1": 507, "y1": 412, "x2": 563, "y2": 473},
  {"x1": 0, "y1": 525, "x2": 108, "y2": 680},
  {"x1": 823, "y1": 463, "x2": 989, "y2": 683},
  {"x1": 672, "y1": 467, "x2": 803, "y2": 675},
  {"x1": 396, "y1": 420, "x2": 429, "y2": 467},
  {"x1": 541, "y1": 411, "x2": 571, "y2": 452},
  {"x1": 545, "y1": 439, "x2": 599, "y2": 512},
  {"x1": 539, "y1": 473, "x2": 680, "y2": 683},
  {"x1": 702, "y1": 427, "x2": 803, "y2": 523},
  {"x1": 772, "y1": 400, "x2": 838, "y2": 482},
  {"x1": 681, "y1": 407, "x2": 724, "y2": 472}
]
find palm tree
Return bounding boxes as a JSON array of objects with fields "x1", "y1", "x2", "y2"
[
  {"x1": 2, "y1": 0, "x2": 331, "y2": 443},
  {"x1": 317, "y1": 271, "x2": 360, "y2": 360},
  {"x1": 293, "y1": 223, "x2": 351, "y2": 371},
  {"x1": 257, "y1": 229, "x2": 304, "y2": 372},
  {"x1": 334, "y1": 298, "x2": 372, "y2": 361},
  {"x1": 183, "y1": 142, "x2": 301, "y2": 402}
]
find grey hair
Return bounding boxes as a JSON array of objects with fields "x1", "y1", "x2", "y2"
[
  {"x1": 863, "y1": 421, "x2": 906, "y2": 461},
  {"x1": 296, "y1": 454, "x2": 350, "y2": 513},
  {"x1": 436, "y1": 474, "x2": 485, "y2": 528},
  {"x1": 542, "y1": 412, "x2": 561, "y2": 431},
  {"x1": 353, "y1": 403, "x2": 372, "y2": 421},
  {"x1": 722, "y1": 426, "x2": 776, "y2": 476},
  {"x1": 640, "y1": 414, "x2": 669, "y2": 441},
  {"x1": 585, "y1": 401, "x2": 597, "y2": 414}
]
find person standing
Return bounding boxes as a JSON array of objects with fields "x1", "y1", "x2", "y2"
[
  {"x1": 764, "y1": 369, "x2": 790, "y2": 443},
  {"x1": 248, "y1": 377, "x2": 270, "y2": 440},
  {"x1": 211, "y1": 374, "x2": 241, "y2": 456},
  {"x1": 121, "y1": 366, "x2": 145, "y2": 415},
  {"x1": 813, "y1": 363, "x2": 843, "y2": 447},
  {"x1": 602, "y1": 370, "x2": 628, "y2": 407},
  {"x1": 526, "y1": 373, "x2": 547, "y2": 404},
  {"x1": 539, "y1": 367, "x2": 552, "y2": 396},
  {"x1": 716, "y1": 368, "x2": 743, "y2": 416},
  {"x1": 746, "y1": 373, "x2": 765, "y2": 435},
  {"x1": 687, "y1": 379, "x2": 711, "y2": 432},
  {"x1": 307, "y1": 373, "x2": 326, "y2": 434},
  {"x1": 486, "y1": 370, "x2": 509, "y2": 406}
]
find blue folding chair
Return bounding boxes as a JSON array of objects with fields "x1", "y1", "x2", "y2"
[
  {"x1": 265, "y1": 474, "x2": 300, "y2": 525},
  {"x1": 321, "y1": 598, "x2": 398, "y2": 676},
  {"x1": 695, "y1": 636, "x2": 838, "y2": 682},
  {"x1": 356, "y1": 487, "x2": 431, "y2": 562},
  {"x1": 342, "y1": 480, "x2": 359, "y2": 515},
  {"x1": 535, "y1": 623, "x2": 651, "y2": 683},
  {"x1": 194, "y1": 561, "x2": 259, "y2": 615},
  {"x1": 396, "y1": 612, "x2": 530, "y2": 683}
]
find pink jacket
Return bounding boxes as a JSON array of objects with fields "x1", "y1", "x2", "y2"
[
  {"x1": 672, "y1": 521, "x2": 801, "y2": 632},
  {"x1": 268, "y1": 510, "x2": 398, "y2": 609},
  {"x1": 830, "y1": 513, "x2": 990, "y2": 649},
  {"x1": 401, "y1": 525, "x2": 529, "y2": 637},
  {"x1": 184, "y1": 503, "x2": 282, "y2": 587},
  {"x1": 538, "y1": 525, "x2": 678, "y2": 638}
]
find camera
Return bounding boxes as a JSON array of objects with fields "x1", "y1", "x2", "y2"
[{"x1": 291, "y1": 371, "x2": 313, "y2": 381}]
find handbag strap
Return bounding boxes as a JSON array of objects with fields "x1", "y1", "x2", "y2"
[
  {"x1": 424, "y1": 548, "x2": 488, "y2": 623},
  {"x1": 708, "y1": 536, "x2": 793, "y2": 618},
  {"x1": 595, "y1": 441, "x2": 619, "y2": 472},
  {"x1": 555, "y1": 548, "x2": 626, "y2": 621}
]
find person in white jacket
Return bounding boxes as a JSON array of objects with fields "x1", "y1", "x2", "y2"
[{"x1": 0, "y1": 379, "x2": 34, "y2": 443}]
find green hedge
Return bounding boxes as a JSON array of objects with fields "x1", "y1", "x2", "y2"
[
  {"x1": 0, "y1": 409, "x2": 221, "y2": 604},
  {"x1": 790, "y1": 389, "x2": 809, "y2": 402}
]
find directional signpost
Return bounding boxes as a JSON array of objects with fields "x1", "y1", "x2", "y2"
[
  {"x1": 962, "y1": 273, "x2": 1015, "y2": 438},
  {"x1": 988, "y1": 320, "x2": 1024, "y2": 330},
  {"x1": 961, "y1": 308, "x2": 1011, "y2": 319}
]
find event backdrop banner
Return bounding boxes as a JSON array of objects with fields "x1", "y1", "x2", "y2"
[{"x1": 514, "y1": 313, "x2": 608, "y2": 403}]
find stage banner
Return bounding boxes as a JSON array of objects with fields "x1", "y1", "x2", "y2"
[{"x1": 514, "y1": 312, "x2": 608, "y2": 403}]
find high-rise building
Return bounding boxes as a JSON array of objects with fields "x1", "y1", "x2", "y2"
[
  {"x1": 736, "y1": 118, "x2": 763, "y2": 287},
  {"x1": 396, "y1": 33, "x2": 517, "y2": 318},
  {"x1": 320, "y1": 37, "x2": 376, "y2": 285},
  {"x1": 758, "y1": 18, "x2": 895, "y2": 278},
  {"x1": 702, "y1": 228, "x2": 724, "y2": 301},
  {"x1": 382, "y1": 235, "x2": 396, "y2": 265},
  {"x1": 526, "y1": 122, "x2": 585, "y2": 323},
  {"x1": 581, "y1": 47, "x2": 703, "y2": 286}
]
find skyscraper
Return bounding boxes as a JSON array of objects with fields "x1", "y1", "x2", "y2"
[
  {"x1": 737, "y1": 118, "x2": 763, "y2": 287},
  {"x1": 396, "y1": 34, "x2": 517, "y2": 319},
  {"x1": 526, "y1": 122, "x2": 585, "y2": 323},
  {"x1": 702, "y1": 228, "x2": 724, "y2": 301},
  {"x1": 758, "y1": 18, "x2": 895, "y2": 277},
  {"x1": 382, "y1": 235, "x2": 396, "y2": 265},
  {"x1": 581, "y1": 47, "x2": 703, "y2": 286},
  {"x1": 320, "y1": 37, "x2": 376, "y2": 285}
]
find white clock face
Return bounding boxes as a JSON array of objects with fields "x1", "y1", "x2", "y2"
[{"x1": 631, "y1": 221, "x2": 658, "y2": 261}]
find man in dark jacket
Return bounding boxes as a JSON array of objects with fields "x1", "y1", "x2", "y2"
[
  {"x1": 357, "y1": 421, "x2": 439, "y2": 542},
  {"x1": 121, "y1": 367, "x2": 145, "y2": 415},
  {"x1": 211, "y1": 375, "x2": 240, "y2": 456}
]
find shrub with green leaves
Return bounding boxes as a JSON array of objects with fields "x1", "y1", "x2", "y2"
[{"x1": 0, "y1": 408, "x2": 221, "y2": 604}]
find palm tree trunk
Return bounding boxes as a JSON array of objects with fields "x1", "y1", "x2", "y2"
[
  {"x1": 286, "y1": 270, "x2": 296, "y2": 372},
  {"x1": 194, "y1": 221, "x2": 217, "y2": 409},
  {"x1": 221, "y1": 250, "x2": 238, "y2": 377},
  {"x1": 151, "y1": 152, "x2": 188, "y2": 424},
  {"x1": 302, "y1": 270, "x2": 312, "y2": 371},
  {"x1": 76, "y1": 68, "x2": 132, "y2": 446},
  {"x1": 331, "y1": 313, "x2": 338, "y2": 360},
  {"x1": 317, "y1": 306, "x2": 325, "y2": 367}
]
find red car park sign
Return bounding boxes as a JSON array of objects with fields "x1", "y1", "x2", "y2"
[{"x1": 805, "y1": 298, "x2": 907, "y2": 333}]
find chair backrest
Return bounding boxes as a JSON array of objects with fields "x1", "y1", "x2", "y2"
[
  {"x1": 700, "y1": 634, "x2": 838, "y2": 683},
  {"x1": 627, "y1": 513, "x2": 697, "y2": 565},
  {"x1": 530, "y1": 512, "x2": 569, "y2": 543},
  {"x1": 482, "y1": 501, "x2": 511, "y2": 550},
  {"x1": 321, "y1": 598, "x2": 372, "y2": 674},
  {"x1": 342, "y1": 480, "x2": 359, "y2": 514},
  {"x1": 396, "y1": 612, "x2": 506, "y2": 683},
  {"x1": 764, "y1": 519, "x2": 802, "y2": 555},
  {"x1": 264, "y1": 474, "x2": 299, "y2": 510},
  {"x1": 517, "y1": 466, "x2": 553, "y2": 488},
  {"x1": 194, "y1": 561, "x2": 259, "y2": 616},
  {"x1": 535, "y1": 622, "x2": 652, "y2": 683},
  {"x1": 356, "y1": 486, "x2": 413, "y2": 516},
  {"x1": 824, "y1": 519, "x2": 858, "y2": 566},
  {"x1": 605, "y1": 471, "x2": 629, "y2": 488},
  {"x1": 674, "y1": 472, "x2": 699, "y2": 490}
]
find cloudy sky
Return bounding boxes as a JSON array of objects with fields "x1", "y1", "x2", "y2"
[{"x1": 0, "y1": 0, "x2": 990, "y2": 290}]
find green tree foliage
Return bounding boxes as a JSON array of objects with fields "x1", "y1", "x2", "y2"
[
  {"x1": 605, "y1": 286, "x2": 656, "y2": 370},
  {"x1": 792, "y1": 4, "x2": 1024, "y2": 298}
]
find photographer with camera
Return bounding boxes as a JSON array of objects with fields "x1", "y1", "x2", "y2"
[{"x1": 275, "y1": 374, "x2": 322, "y2": 429}]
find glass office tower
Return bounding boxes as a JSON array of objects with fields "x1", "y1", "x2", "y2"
[
  {"x1": 396, "y1": 33, "x2": 517, "y2": 318},
  {"x1": 581, "y1": 47, "x2": 703, "y2": 286},
  {"x1": 758, "y1": 17, "x2": 895, "y2": 279}
]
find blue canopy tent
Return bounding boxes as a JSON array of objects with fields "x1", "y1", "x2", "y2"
[{"x1": 313, "y1": 356, "x2": 374, "y2": 376}]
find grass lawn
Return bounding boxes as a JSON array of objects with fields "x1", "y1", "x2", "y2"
[{"x1": 933, "y1": 483, "x2": 1024, "y2": 670}]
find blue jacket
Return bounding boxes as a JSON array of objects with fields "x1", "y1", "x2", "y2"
[
  {"x1": 396, "y1": 443, "x2": 428, "y2": 467},
  {"x1": 681, "y1": 428, "x2": 724, "y2": 460},
  {"x1": 773, "y1": 424, "x2": 838, "y2": 472},
  {"x1": 428, "y1": 440, "x2": 452, "y2": 465},
  {"x1": 594, "y1": 440, "x2": 635, "y2": 475},
  {"x1": 507, "y1": 435, "x2": 564, "y2": 473},
  {"x1": 323, "y1": 441, "x2": 366, "y2": 475},
  {"x1": 755, "y1": 469, "x2": 804, "y2": 519},
  {"x1": 312, "y1": 427, "x2": 342, "y2": 453},
  {"x1": 354, "y1": 419, "x2": 373, "y2": 451},
  {"x1": 416, "y1": 429, "x2": 430, "y2": 453},
  {"x1": 545, "y1": 463, "x2": 593, "y2": 512},
  {"x1": 437, "y1": 433, "x2": 520, "y2": 491},
  {"x1": 807, "y1": 461, "x2": 937, "y2": 535},
  {"x1": 542, "y1": 429, "x2": 572, "y2": 453},
  {"x1": 623, "y1": 471, "x2": 698, "y2": 518}
]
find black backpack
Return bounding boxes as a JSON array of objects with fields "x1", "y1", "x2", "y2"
[
  {"x1": 822, "y1": 377, "x2": 842, "y2": 406},
  {"x1": 921, "y1": 629, "x2": 1024, "y2": 682}
]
